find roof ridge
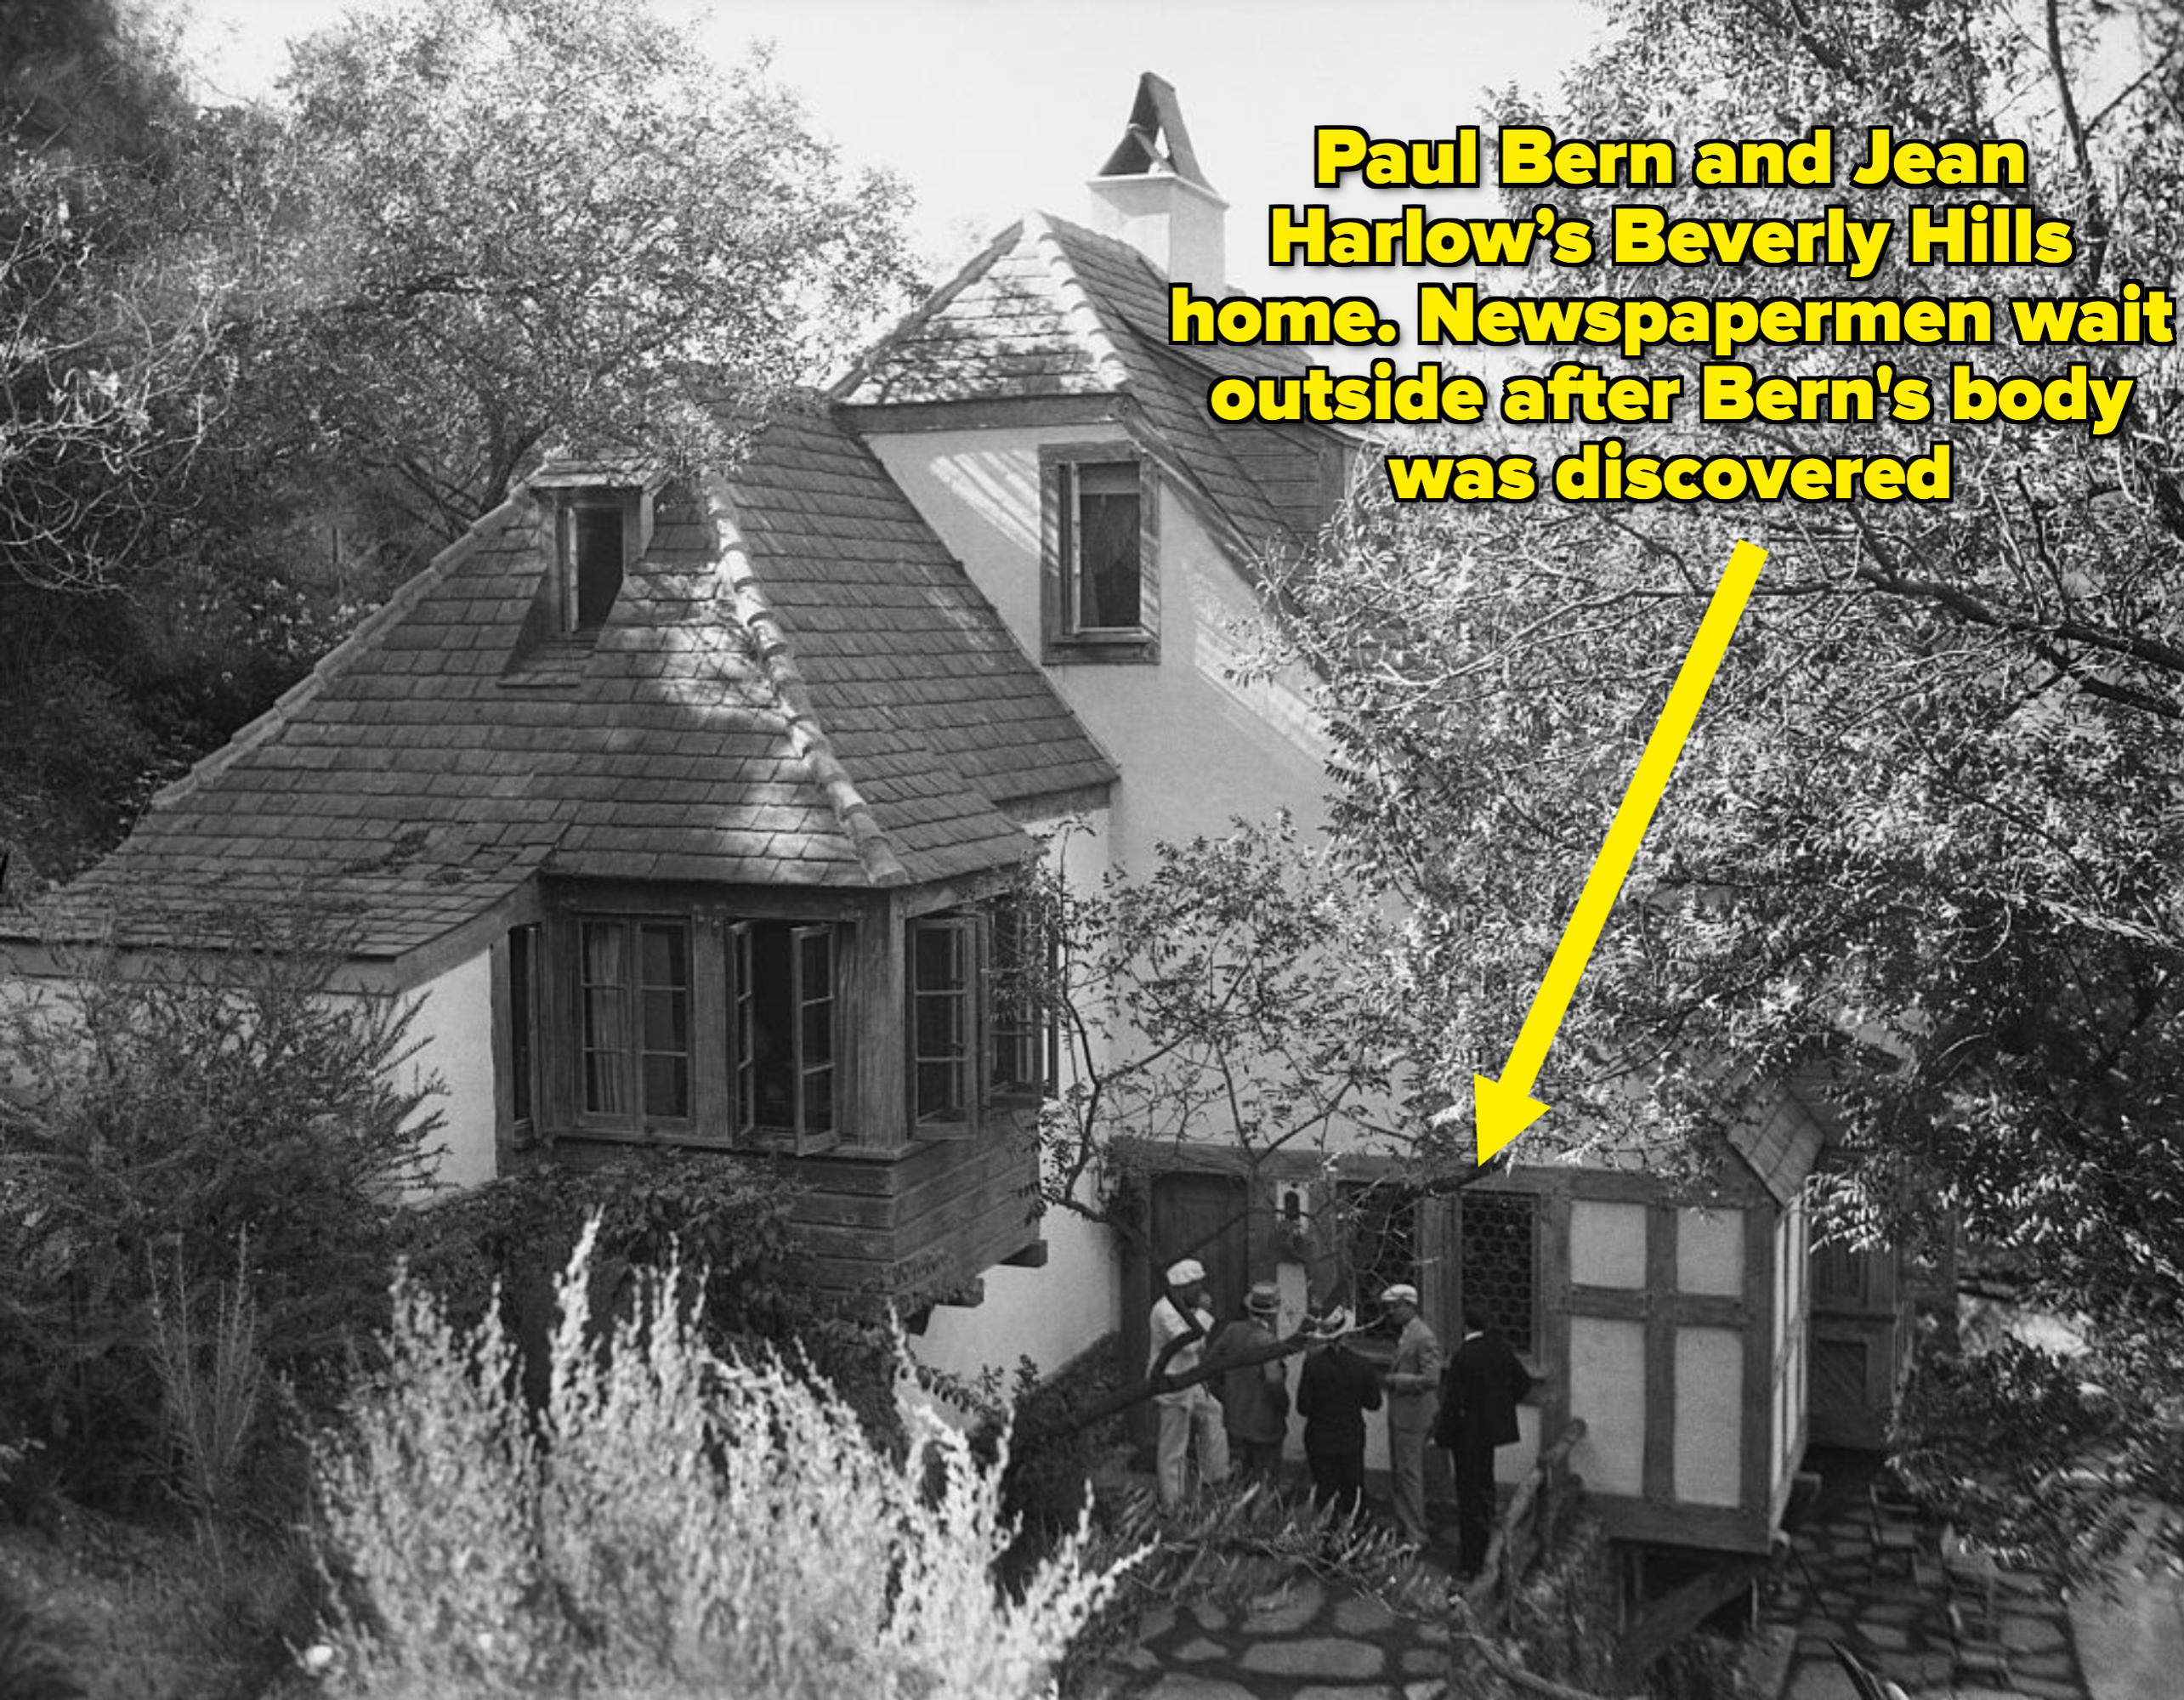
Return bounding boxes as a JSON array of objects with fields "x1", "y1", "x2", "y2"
[
  {"x1": 150, "y1": 490, "x2": 535, "y2": 814},
  {"x1": 1021, "y1": 210, "x2": 1132, "y2": 391},
  {"x1": 703, "y1": 477, "x2": 910, "y2": 887},
  {"x1": 828, "y1": 221, "x2": 1025, "y2": 403}
]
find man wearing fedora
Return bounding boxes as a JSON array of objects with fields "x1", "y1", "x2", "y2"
[
  {"x1": 1295, "y1": 1306, "x2": 1381, "y2": 1517},
  {"x1": 1149, "y1": 1257, "x2": 1229, "y2": 1508},
  {"x1": 1211, "y1": 1280, "x2": 1290, "y2": 1482},
  {"x1": 1378, "y1": 1282, "x2": 1443, "y2": 1548}
]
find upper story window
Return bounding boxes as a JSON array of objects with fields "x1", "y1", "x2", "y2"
[
  {"x1": 567, "y1": 502, "x2": 626, "y2": 630},
  {"x1": 523, "y1": 469, "x2": 659, "y2": 645},
  {"x1": 559, "y1": 493, "x2": 633, "y2": 633},
  {"x1": 1042, "y1": 445, "x2": 1158, "y2": 662}
]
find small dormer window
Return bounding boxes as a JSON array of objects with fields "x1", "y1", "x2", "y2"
[{"x1": 560, "y1": 494, "x2": 632, "y2": 633}]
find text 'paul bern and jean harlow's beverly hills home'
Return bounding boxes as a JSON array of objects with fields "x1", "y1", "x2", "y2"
[{"x1": 1, "y1": 76, "x2": 1920, "y2": 1578}]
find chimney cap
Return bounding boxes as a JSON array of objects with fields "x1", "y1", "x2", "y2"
[{"x1": 1096, "y1": 71, "x2": 1216, "y2": 193}]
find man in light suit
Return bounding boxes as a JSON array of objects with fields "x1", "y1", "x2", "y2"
[
  {"x1": 1378, "y1": 1282, "x2": 1442, "y2": 1546},
  {"x1": 1148, "y1": 1257, "x2": 1229, "y2": 1507}
]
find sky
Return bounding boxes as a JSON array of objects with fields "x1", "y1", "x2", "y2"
[{"x1": 176, "y1": 0, "x2": 1612, "y2": 298}]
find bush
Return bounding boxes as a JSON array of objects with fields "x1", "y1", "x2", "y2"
[
  {"x1": 401, "y1": 1150, "x2": 908, "y2": 1453},
  {"x1": 0, "y1": 901, "x2": 442, "y2": 1510},
  {"x1": 0, "y1": 1572, "x2": 84, "y2": 1700},
  {"x1": 314, "y1": 1218, "x2": 1132, "y2": 1698}
]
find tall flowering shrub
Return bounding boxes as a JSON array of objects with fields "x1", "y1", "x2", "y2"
[{"x1": 315, "y1": 1218, "x2": 1132, "y2": 1698}]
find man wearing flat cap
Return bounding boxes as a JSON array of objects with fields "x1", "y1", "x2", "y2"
[
  {"x1": 1149, "y1": 1257, "x2": 1229, "y2": 1507},
  {"x1": 1210, "y1": 1280, "x2": 1289, "y2": 1482},
  {"x1": 1379, "y1": 1282, "x2": 1442, "y2": 1547}
]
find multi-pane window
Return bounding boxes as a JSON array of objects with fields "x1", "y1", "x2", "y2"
[
  {"x1": 1342, "y1": 1180, "x2": 1420, "y2": 1340},
  {"x1": 911, "y1": 916, "x2": 977, "y2": 1129},
  {"x1": 577, "y1": 918, "x2": 690, "y2": 1122},
  {"x1": 732, "y1": 921, "x2": 837, "y2": 1149},
  {"x1": 988, "y1": 894, "x2": 1055, "y2": 1097},
  {"x1": 1044, "y1": 448, "x2": 1154, "y2": 659},
  {"x1": 1060, "y1": 460, "x2": 1142, "y2": 633},
  {"x1": 1460, "y1": 1189, "x2": 1539, "y2": 1356}
]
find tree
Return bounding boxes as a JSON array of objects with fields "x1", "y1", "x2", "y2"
[
  {"x1": 1021, "y1": 817, "x2": 1489, "y2": 1402},
  {"x1": 2, "y1": 0, "x2": 922, "y2": 878},
  {"x1": 252, "y1": 0, "x2": 918, "y2": 540},
  {"x1": 1282, "y1": 0, "x2": 2184, "y2": 1572},
  {"x1": 0, "y1": 2, "x2": 306, "y2": 876}
]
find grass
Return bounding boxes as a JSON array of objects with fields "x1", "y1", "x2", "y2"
[{"x1": 0, "y1": 1505, "x2": 318, "y2": 1700}]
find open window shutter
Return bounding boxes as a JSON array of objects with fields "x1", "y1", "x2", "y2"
[
  {"x1": 791, "y1": 924, "x2": 840, "y2": 1155},
  {"x1": 910, "y1": 915, "x2": 979, "y2": 1139},
  {"x1": 730, "y1": 921, "x2": 757, "y2": 1142}
]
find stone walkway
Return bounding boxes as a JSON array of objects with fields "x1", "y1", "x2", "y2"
[
  {"x1": 1102, "y1": 1570, "x2": 1451, "y2": 1700},
  {"x1": 1084, "y1": 1451, "x2": 2102, "y2": 1700},
  {"x1": 1762, "y1": 1456, "x2": 2090, "y2": 1700}
]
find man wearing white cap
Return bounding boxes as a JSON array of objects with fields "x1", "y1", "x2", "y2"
[
  {"x1": 1379, "y1": 1283, "x2": 1442, "y2": 1546},
  {"x1": 1149, "y1": 1257, "x2": 1229, "y2": 1508}
]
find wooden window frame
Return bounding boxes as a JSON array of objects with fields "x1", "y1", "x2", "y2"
[
  {"x1": 1041, "y1": 444, "x2": 1159, "y2": 664},
  {"x1": 1340, "y1": 1179, "x2": 1421, "y2": 1352},
  {"x1": 508, "y1": 923, "x2": 538, "y2": 1142},
  {"x1": 987, "y1": 892, "x2": 1058, "y2": 1102},
  {"x1": 910, "y1": 913, "x2": 983, "y2": 1138},
  {"x1": 572, "y1": 914, "x2": 695, "y2": 1132},
  {"x1": 730, "y1": 919, "x2": 842, "y2": 1155},
  {"x1": 553, "y1": 490, "x2": 638, "y2": 635}
]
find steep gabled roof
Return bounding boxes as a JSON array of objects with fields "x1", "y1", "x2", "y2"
[
  {"x1": 11, "y1": 405, "x2": 1112, "y2": 961},
  {"x1": 835, "y1": 212, "x2": 1350, "y2": 562}
]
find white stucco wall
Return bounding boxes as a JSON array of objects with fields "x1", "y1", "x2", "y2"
[
  {"x1": 862, "y1": 425, "x2": 1332, "y2": 870},
  {"x1": 399, "y1": 949, "x2": 497, "y2": 1192},
  {"x1": 911, "y1": 808, "x2": 1121, "y2": 1385}
]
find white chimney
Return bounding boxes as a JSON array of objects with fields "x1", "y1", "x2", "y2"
[{"x1": 1086, "y1": 72, "x2": 1228, "y2": 292}]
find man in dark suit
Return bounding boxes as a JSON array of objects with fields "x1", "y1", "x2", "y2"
[
  {"x1": 1436, "y1": 1304, "x2": 1534, "y2": 1576},
  {"x1": 1295, "y1": 1306, "x2": 1381, "y2": 1518}
]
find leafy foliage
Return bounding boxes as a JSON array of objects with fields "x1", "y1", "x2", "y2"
[
  {"x1": 258, "y1": 0, "x2": 919, "y2": 536},
  {"x1": 1, "y1": 0, "x2": 920, "y2": 878},
  {"x1": 1029, "y1": 816, "x2": 1459, "y2": 1231},
  {"x1": 0, "y1": 901, "x2": 443, "y2": 1506},
  {"x1": 315, "y1": 1219, "x2": 1132, "y2": 1698},
  {"x1": 1281, "y1": 0, "x2": 2184, "y2": 1571}
]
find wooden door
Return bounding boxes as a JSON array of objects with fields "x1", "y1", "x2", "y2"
[{"x1": 1122, "y1": 1170, "x2": 1251, "y2": 1447}]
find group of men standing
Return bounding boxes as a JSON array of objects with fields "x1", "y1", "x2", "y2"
[{"x1": 1148, "y1": 1258, "x2": 1533, "y2": 1574}]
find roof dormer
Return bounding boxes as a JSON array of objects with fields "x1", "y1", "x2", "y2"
[
  {"x1": 528, "y1": 467, "x2": 663, "y2": 636},
  {"x1": 1086, "y1": 71, "x2": 1228, "y2": 292},
  {"x1": 505, "y1": 466, "x2": 665, "y2": 683}
]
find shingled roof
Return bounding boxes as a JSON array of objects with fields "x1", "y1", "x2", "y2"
[
  {"x1": 834, "y1": 212, "x2": 1351, "y2": 564},
  {"x1": 13, "y1": 404, "x2": 1113, "y2": 962}
]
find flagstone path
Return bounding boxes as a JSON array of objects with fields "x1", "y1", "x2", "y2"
[
  {"x1": 1099, "y1": 1571, "x2": 1451, "y2": 1700},
  {"x1": 1081, "y1": 1447, "x2": 2106, "y2": 1700},
  {"x1": 1762, "y1": 1454, "x2": 2091, "y2": 1700}
]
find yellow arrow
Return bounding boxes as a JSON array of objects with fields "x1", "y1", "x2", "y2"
[{"x1": 1473, "y1": 539, "x2": 1768, "y2": 1164}]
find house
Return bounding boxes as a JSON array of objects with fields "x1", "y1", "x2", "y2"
[{"x1": 2, "y1": 73, "x2": 1912, "y2": 1570}]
